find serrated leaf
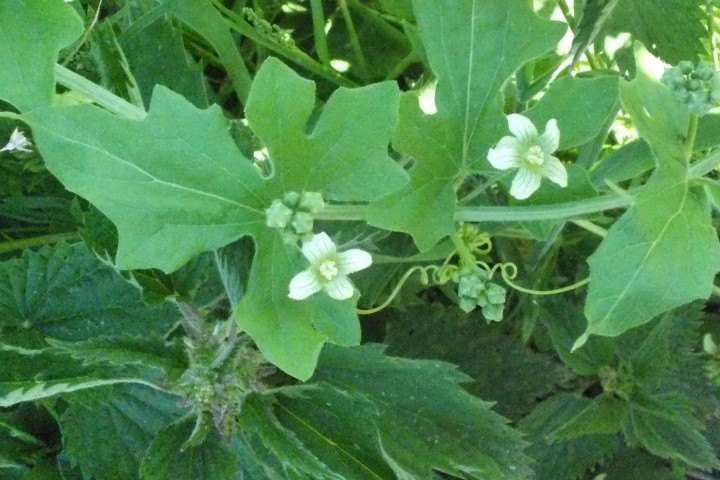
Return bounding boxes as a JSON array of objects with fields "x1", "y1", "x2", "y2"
[
  {"x1": 519, "y1": 393, "x2": 621, "y2": 480},
  {"x1": 141, "y1": 415, "x2": 238, "y2": 480},
  {"x1": 23, "y1": 57, "x2": 404, "y2": 379},
  {"x1": 312, "y1": 344, "x2": 532, "y2": 479},
  {"x1": 367, "y1": 0, "x2": 566, "y2": 250},
  {"x1": 47, "y1": 334, "x2": 187, "y2": 381},
  {"x1": 385, "y1": 304, "x2": 563, "y2": 419},
  {"x1": 539, "y1": 298, "x2": 614, "y2": 375},
  {"x1": 62, "y1": 384, "x2": 185, "y2": 480},
  {"x1": 273, "y1": 385, "x2": 395, "y2": 479},
  {"x1": 580, "y1": 161, "x2": 720, "y2": 343},
  {"x1": 622, "y1": 391, "x2": 720, "y2": 469},
  {"x1": 554, "y1": 394, "x2": 626, "y2": 439},
  {"x1": 570, "y1": 0, "x2": 620, "y2": 68},
  {"x1": 237, "y1": 392, "x2": 342, "y2": 480},
  {"x1": 0, "y1": 243, "x2": 177, "y2": 339},
  {"x1": 604, "y1": 0, "x2": 706, "y2": 65},
  {"x1": 602, "y1": 448, "x2": 677, "y2": 480},
  {"x1": 0, "y1": 0, "x2": 82, "y2": 111},
  {"x1": 0, "y1": 377, "x2": 161, "y2": 408}
]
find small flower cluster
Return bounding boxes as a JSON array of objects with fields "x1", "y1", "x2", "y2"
[
  {"x1": 266, "y1": 191, "x2": 325, "y2": 244},
  {"x1": 0, "y1": 128, "x2": 32, "y2": 153},
  {"x1": 661, "y1": 60, "x2": 720, "y2": 116},
  {"x1": 455, "y1": 265, "x2": 506, "y2": 322},
  {"x1": 266, "y1": 192, "x2": 372, "y2": 301}
]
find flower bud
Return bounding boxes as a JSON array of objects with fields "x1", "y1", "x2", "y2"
[
  {"x1": 265, "y1": 200, "x2": 294, "y2": 228},
  {"x1": 298, "y1": 191, "x2": 325, "y2": 214}
]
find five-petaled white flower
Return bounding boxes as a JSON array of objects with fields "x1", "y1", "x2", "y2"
[
  {"x1": 487, "y1": 114, "x2": 567, "y2": 200},
  {"x1": 0, "y1": 128, "x2": 32, "y2": 153},
  {"x1": 288, "y1": 232, "x2": 372, "y2": 301}
]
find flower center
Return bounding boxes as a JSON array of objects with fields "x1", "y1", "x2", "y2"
[
  {"x1": 525, "y1": 145, "x2": 545, "y2": 166},
  {"x1": 318, "y1": 259, "x2": 339, "y2": 280}
]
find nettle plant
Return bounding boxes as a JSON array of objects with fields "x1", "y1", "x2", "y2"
[{"x1": 2, "y1": 0, "x2": 720, "y2": 479}]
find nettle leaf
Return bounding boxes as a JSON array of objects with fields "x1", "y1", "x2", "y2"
[
  {"x1": 578, "y1": 46, "x2": 720, "y2": 345},
  {"x1": 312, "y1": 344, "x2": 532, "y2": 479},
  {"x1": 604, "y1": 0, "x2": 706, "y2": 65},
  {"x1": 141, "y1": 415, "x2": 239, "y2": 480},
  {"x1": 367, "y1": 0, "x2": 566, "y2": 251},
  {"x1": 62, "y1": 384, "x2": 185, "y2": 480},
  {"x1": 0, "y1": 243, "x2": 177, "y2": 340},
  {"x1": 622, "y1": 391, "x2": 720, "y2": 469},
  {"x1": 237, "y1": 392, "x2": 342, "y2": 480},
  {"x1": 519, "y1": 393, "x2": 621, "y2": 480},
  {"x1": 48, "y1": 334, "x2": 187, "y2": 381},
  {"x1": 385, "y1": 304, "x2": 563, "y2": 420},
  {"x1": 24, "y1": 57, "x2": 405, "y2": 380},
  {"x1": 539, "y1": 298, "x2": 614, "y2": 376},
  {"x1": 274, "y1": 385, "x2": 395, "y2": 479},
  {"x1": 0, "y1": 0, "x2": 82, "y2": 110}
]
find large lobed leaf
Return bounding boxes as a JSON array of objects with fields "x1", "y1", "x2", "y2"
[
  {"x1": 0, "y1": 0, "x2": 82, "y2": 111},
  {"x1": 16, "y1": 28, "x2": 404, "y2": 378},
  {"x1": 367, "y1": 0, "x2": 567, "y2": 250}
]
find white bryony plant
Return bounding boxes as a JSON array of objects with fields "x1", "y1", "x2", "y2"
[
  {"x1": 288, "y1": 232, "x2": 372, "y2": 301},
  {"x1": 0, "y1": 128, "x2": 32, "y2": 153},
  {"x1": 487, "y1": 114, "x2": 567, "y2": 200}
]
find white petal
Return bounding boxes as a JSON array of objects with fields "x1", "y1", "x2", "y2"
[
  {"x1": 507, "y1": 114, "x2": 538, "y2": 144},
  {"x1": 301, "y1": 232, "x2": 336, "y2": 264},
  {"x1": 323, "y1": 275, "x2": 355, "y2": 300},
  {"x1": 337, "y1": 249, "x2": 372, "y2": 275},
  {"x1": 487, "y1": 137, "x2": 522, "y2": 170},
  {"x1": 538, "y1": 119, "x2": 560, "y2": 153},
  {"x1": 541, "y1": 155, "x2": 568, "y2": 187},
  {"x1": 288, "y1": 269, "x2": 323, "y2": 300},
  {"x1": 509, "y1": 168, "x2": 542, "y2": 200}
]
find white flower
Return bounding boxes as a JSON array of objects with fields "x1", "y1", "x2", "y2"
[
  {"x1": 0, "y1": 128, "x2": 32, "y2": 153},
  {"x1": 288, "y1": 232, "x2": 372, "y2": 301},
  {"x1": 487, "y1": 114, "x2": 567, "y2": 200}
]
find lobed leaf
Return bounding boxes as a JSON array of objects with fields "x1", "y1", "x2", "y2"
[{"x1": 0, "y1": 0, "x2": 82, "y2": 111}]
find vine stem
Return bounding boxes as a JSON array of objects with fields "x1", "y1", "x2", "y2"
[
  {"x1": 309, "y1": 0, "x2": 330, "y2": 65},
  {"x1": 317, "y1": 149, "x2": 720, "y2": 224},
  {"x1": 556, "y1": 0, "x2": 576, "y2": 31}
]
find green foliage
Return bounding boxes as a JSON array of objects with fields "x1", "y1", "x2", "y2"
[
  {"x1": 367, "y1": 0, "x2": 566, "y2": 250},
  {"x1": 1, "y1": 0, "x2": 720, "y2": 478}
]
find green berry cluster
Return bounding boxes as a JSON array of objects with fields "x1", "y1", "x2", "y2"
[
  {"x1": 661, "y1": 60, "x2": 720, "y2": 116},
  {"x1": 455, "y1": 265, "x2": 506, "y2": 322},
  {"x1": 266, "y1": 191, "x2": 325, "y2": 244},
  {"x1": 242, "y1": 7, "x2": 295, "y2": 48}
]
